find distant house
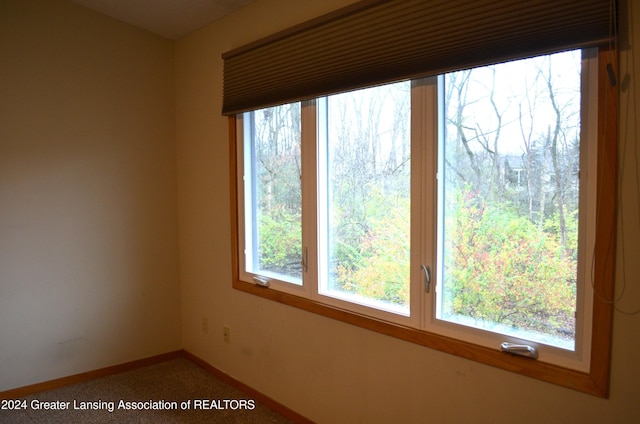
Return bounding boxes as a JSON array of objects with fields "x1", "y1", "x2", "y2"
[{"x1": 501, "y1": 154, "x2": 527, "y2": 190}]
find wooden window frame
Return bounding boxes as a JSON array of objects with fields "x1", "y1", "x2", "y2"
[{"x1": 228, "y1": 47, "x2": 617, "y2": 397}]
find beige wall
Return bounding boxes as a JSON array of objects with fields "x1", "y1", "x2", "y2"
[
  {"x1": 0, "y1": 0, "x2": 181, "y2": 391},
  {"x1": 1, "y1": 0, "x2": 638, "y2": 421},
  {"x1": 176, "y1": 0, "x2": 640, "y2": 423}
]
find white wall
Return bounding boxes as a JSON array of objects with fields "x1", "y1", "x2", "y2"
[
  {"x1": 0, "y1": 0, "x2": 181, "y2": 391},
  {"x1": 176, "y1": 0, "x2": 640, "y2": 423}
]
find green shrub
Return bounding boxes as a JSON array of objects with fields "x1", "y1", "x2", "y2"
[{"x1": 444, "y1": 190, "x2": 576, "y2": 335}]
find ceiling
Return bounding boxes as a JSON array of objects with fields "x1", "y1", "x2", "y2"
[{"x1": 71, "y1": 0, "x2": 255, "y2": 40}]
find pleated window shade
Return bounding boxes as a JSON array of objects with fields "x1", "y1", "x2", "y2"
[{"x1": 222, "y1": 0, "x2": 615, "y2": 115}]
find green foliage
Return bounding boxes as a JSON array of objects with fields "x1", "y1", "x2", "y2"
[
  {"x1": 251, "y1": 77, "x2": 580, "y2": 338},
  {"x1": 258, "y1": 207, "x2": 301, "y2": 276},
  {"x1": 544, "y1": 209, "x2": 579, "y2": 260},
  {"x1": 444, "y1": 189, "x2": 576, "y2": 336},
  {"x1": 254, "y1": 183, "x2": 578, "y2": 339},
  {"x1": 336, "y1": 198, "x2": 410, "y2": 307}
]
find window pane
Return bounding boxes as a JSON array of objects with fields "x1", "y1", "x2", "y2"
[
  {"x1": 320, "y1": 82, "x2": 411, "y2": 314},
  {"x1": 245, "y1": 103, "x2": 302, "y2": 283},
  {"x1": 438, "y1": 51, "x2": 582, "y2": 349}
]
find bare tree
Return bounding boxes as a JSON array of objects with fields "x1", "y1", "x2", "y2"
[{"x1": 541, "y1": 58, "x2": 567, "y2": 252}]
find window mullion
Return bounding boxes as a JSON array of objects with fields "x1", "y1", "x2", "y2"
[
  {"x1": 412, "y1": 78, "x2": 439, "y2": 331},
  {"x1": 314, "y1": 96, "x2": 328, "y2": 302},
  {"x1": 301, "y1": 99, "x2": 319, "y2": 299}
]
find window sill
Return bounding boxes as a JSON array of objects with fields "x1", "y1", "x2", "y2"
[{"x1": 232, "y1": 278, "x2": 610, "y2": 397}]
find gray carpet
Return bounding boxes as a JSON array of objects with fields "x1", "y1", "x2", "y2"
[{"x1": 0, "y1": 358, "x2": 292, "y2": 423}]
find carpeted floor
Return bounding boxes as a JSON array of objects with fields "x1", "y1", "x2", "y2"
[{"x1": 0, "y1": 358, "x2": 292, "y2": 423}]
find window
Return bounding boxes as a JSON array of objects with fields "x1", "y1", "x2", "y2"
[
  {"x1": 432, "y1": 50, "x2": 595, "y2": 369},
  {"x1": 318, "y1": 83, "x2": 412, "y2": 317},
  {"x1": 241, "y1": 103, "x2": 302, "y2": 286},
  {"x1": 231, "y1": 48, "x2": 616, "y2": 396}
]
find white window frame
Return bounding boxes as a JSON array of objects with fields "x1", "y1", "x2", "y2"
[{"x1": 419, "y1": 50, "x2": 599, "y2": 372}]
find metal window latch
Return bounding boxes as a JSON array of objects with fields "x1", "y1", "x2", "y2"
[
  {"x1": 500, "y1": 342, "x2": 538, "y2": 359},
  {"x1": 421, "y1": 264, "x2": 431, "y2": 293},
  {"x1": 253, "y1": 276, "x2": 270, "y2": 288}
]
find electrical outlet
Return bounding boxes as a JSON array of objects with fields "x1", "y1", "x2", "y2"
[
  {"x1": 223, "y1": 325, "x2": 230, "y2": 343},
  {"x1": 202, "y1": 318, "x2": 209, "y2": 334}
]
